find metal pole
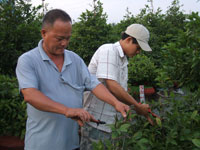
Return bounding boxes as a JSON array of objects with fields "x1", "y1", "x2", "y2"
[{"x1": 42, "y1": 0, "x2": 45, "y2": 16}]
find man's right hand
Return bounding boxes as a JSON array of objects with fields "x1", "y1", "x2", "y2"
[
  {"x1": 64, "y1": 108, "x2": 98, "y2": 126},
  {"x1": 135, "y1": 103, "x2": 149, "y2": 116},
  {"x1": 135, "y1": 103, "x2": 154, "y2": 125}
]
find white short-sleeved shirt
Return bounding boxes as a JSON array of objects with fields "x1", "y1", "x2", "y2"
[
  {"x1": 84, "y1": 42, "x2": 128, "y2": 132},
  {"x1": 16, "y1": 40, "x2": 100, "y2": 150}
]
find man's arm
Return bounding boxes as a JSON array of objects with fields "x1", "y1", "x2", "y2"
[
  {"x1": 91, "y1": 83, "x2": 130, "y2": 118},
  {"x1": 105, "y1": 79, "x2": 151, "y2": 118},
  {"x1": 21, "y1": 88, "x2": 97, "y2": 126}
]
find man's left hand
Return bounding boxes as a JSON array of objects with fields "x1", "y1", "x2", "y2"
[{"x1": 114, "y1": 101, "x2": 130, "y2": 118}]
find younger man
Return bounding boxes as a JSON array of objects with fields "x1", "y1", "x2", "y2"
[{"x1": 81, "y1": 24, "x2": 153, "y2": 150}]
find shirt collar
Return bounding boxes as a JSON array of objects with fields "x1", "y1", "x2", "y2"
[
  {"x1": 38, "y1": 39, "x2": 72, "y2": 66},
  {"x1": 114, "y1": 41, "x2": 125, "y2": 58},
  {"x1": 38, "y1": 40, "x2": 50, "y2": 61},
  {"x1": 63, "y1": 50, "x2": 72, "y2": 67}
]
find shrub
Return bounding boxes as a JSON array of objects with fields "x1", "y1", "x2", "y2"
[
  {"x1": 93, "y1": 91, "x2": 200, "y2": 150},
  {"x1": 160, "y1": 12, "x2": 200, "y2": 91},
  {"x1": 128, "y1": 54, "x2": 157, "y2": 87},
  {"x1": 0, "y1": 75, "x2": 26, "y2": 139}
]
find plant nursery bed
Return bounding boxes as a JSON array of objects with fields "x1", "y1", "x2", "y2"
[{"x1": 0, "y1": 136, "x2": 24, "y2": 150}]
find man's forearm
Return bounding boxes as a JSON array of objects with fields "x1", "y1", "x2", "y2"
[
  {"x1": 91, "y1": 84, "x2": 118, "y2": 107},
  {"x1": 21, "y1": 88, "x2": 98, "y2": 126},
  {"x1": 105, "y1": 79, "x2": 140, "y2": 107},
  {"x1": 91, "y1": 83, "x2": 129, "y2": 118},
  {"x1": 21, "y1": 88, "x2": 67, "y2": 115}
]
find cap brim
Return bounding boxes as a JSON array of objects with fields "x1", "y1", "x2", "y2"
[{"x1": 137, "y1": 40, "x2": 152, "y2": 52}]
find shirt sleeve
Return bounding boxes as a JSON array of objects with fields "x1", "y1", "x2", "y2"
[
  {"x1": 16, "y1": 54, "x2": 38, "y2": 90},
  {"x1": 96, "y1": 47, "x2": 118, "y2": 81},
  {"x1": 80, "y1": 59, "x2": 100, "y2": 91}
]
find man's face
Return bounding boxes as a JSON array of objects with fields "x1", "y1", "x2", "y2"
[
  {"x1": 124, "y1": 38, "x2": 141, "y2": 58},
  {"x1": 41, "y1": 19, "x2": 72, "y2": 56}
]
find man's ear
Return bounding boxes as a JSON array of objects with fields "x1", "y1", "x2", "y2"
[
  {"x1": 126, "y1": 36, "x2": 133, "y2": 43},
  {"x1": 40, "y1": 29, "x2": 46, "y2": 39}
]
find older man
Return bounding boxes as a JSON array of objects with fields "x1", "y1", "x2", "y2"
[{"x1": 16, "y1": 9, "x2": 129, "y2": 150}]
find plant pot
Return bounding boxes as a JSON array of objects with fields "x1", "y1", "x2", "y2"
[
  {"x1": 0, "y1": 136, "x2": 24, "y2": 150},
  {"x1": 129, "y1": 85, "x2": 156, "y2": 96},
  {"x1": 144, "y1": 87, "x2": 156, "y2": 96}
]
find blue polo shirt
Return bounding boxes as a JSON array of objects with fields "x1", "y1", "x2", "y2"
[{"x1": 16, "y1": 40, "x2": 100, "y2": 150}]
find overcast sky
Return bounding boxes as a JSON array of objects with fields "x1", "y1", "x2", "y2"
[{"x1": 31, "y1": 0, "x2": 200, "y2": 23}]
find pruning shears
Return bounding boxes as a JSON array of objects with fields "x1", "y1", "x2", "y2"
[
  {"x1": 139, "y1": 102, "x2": 160, "y2": 118},
  {"x1": 139, "y1": 102, "x2": 161, "y2": 125},
  {"x1": 91, "y1": 119, "x2": 106, "y2": 126},
  {"x1": 148, "y1": 107, "x2": 161, "y2": 119}
]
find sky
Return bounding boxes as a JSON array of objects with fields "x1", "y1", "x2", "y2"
[{"x1": 31, "y1": 0, "x2": 200, "y2": 23}]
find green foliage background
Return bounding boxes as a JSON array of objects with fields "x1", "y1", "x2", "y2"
[
  {"x1": 0, "y1": 0, "x2": 42, "y2": 75},
  {"x1": 0, "y1": 74, "x2": 26, "y2": 139},
  {"x1": 0, "y1": 0, "x2": 199, "y2": 91},
  {"x1": 68, "y1": 1, "x2": 113, "y2": 65}
]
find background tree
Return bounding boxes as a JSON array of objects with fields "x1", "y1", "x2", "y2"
[
  {"x1": 68, "y1": 0, "x2": 111, "y2": 65},
  {"x1": 134, "y1": 0, "x2": 186, "y2": 67},
  {"x1": 109, "y1": 8, "x2": 137, "y2": 42},
  {"x1": 0, "y1": 0, "x2": 42, "y2": 75},
  {"x1": 160, "y1": 12, "x2": 200, "y2": 91}
]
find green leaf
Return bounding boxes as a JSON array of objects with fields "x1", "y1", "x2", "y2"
[
  {"x1": 191, "y1": 110, "x2": 198, "y2": 120},
  {"x1": 111, "y1": 131, "x2": 118, "y2": 139},
  {"x1": 156, "y1": 117, "x2": 162, "y2": 127},
  {"x1": 143, "y1": 122, "x2": 149, "y2": 128},
  {"x1": 138, "y1": 138, "x2": 149, "y2": 150},
  {"x1": 133, "y1": 131, "x2": 143, "y2": 140},
  {"x1": 107, "y1": 124, "x2": 116, "y2": 131},
  {"x1": 170, "y1": 139, "x2": 178, "y2": 145},
  {"x1": 192, "y1": 139, "x2": 200, "y2": 148},
  {"x1": 119, "y1": 123, "x2": 130, "y2": 132},
  {"x1": 139, "y1": 138, "x2": 149, "y2": 144}
]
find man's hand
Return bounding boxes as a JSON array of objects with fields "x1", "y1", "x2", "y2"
[
  {"x1": 135, "y1": 103, "x2": 149, "y2": 116},
  {"x1": 114, "y1": 101, "x2": 130, "y2": 118},
  {"x1": 135, "y1": 103, "x2": 154, "y2": 125},
  {"x1": 92, "y1": 83, "x2": 130, "y2": 118},
  {"x1": 64, "y1": 108, "x2": 98, "y2": 126}
]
